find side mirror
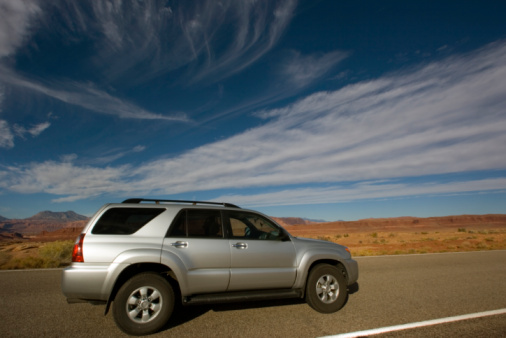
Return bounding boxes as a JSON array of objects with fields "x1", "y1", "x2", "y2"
[{"x1": 279, "y1": 232, "x2": 291, "y2": 242}]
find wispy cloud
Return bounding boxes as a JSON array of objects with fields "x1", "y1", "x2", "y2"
[
  {"x1": 0, "y1": 86, "x2": 50, "y2": 148},
  {"x1": 281, "y1": 50, "x2": 349, "y2": 88},
  {"x1": 213, "y1": 178, "x2": 506, "y2": 207},
  {"x1": 197, "y1": 49, "x2": 349, "y2": 124},
  {"x1": 89, "y1": 145, "x2": 147, "y2": 165},
  {"x1": 0, "y1": 0, "x2": 41, "y2": 58},
  {"x1": 0, "y1": 66, "x2": 189, "y2": 121},
  {"x1": 41, "y1": 0, "x2": 297, "y2": 84},
  {"x1": 13, "y1": 121, "x2": 50, "y2": 138},
  {"x1": 1, "y1": 159, "x2": 131, "y2": 202},
  {"x1": 0, "y1": 119, "x2": 14, "y2": 148},
  {"x1": 2, "y1": 40, "x2": 506, "y2": 202},
  {"x1": 0, "y1": 119, "x2": 50, "y2": 149}
]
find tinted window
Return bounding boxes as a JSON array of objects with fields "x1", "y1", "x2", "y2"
[
  {"x1": 92, "y1": 208, "x2": 164, "y2": 235},
  {"x1": 226, "y1": 211, "x2": 282, "y2": 240},
  {"x1": 167, "y1": 209, "x2": 223, "y2": 238}
]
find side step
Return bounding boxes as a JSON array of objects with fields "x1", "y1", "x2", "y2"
[{"x1": 183, "y1": 289, "x2": 303, "y2": 306}]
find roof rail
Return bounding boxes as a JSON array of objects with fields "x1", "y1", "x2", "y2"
[{"x1": 122, "y1": 198, "x2": 241, "y2": 209}]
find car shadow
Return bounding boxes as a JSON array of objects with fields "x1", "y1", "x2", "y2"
[{"x1": 164, "y1": 283, "x2": 360, "y2": 332}]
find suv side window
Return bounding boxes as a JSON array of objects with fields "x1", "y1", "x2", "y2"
[
  {"x1": 225, "y1": 210, "x2": 283, "y2": 240},
  {"x1": 167, "y1": 209, "x2": 223, "y2": 238},
  {"x1": 92, "y1": 207, "x2": 165, "y2": 235}
]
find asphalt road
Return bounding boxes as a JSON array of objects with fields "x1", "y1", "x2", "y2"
[{"x1": 0, "y1": 251, "x2": 505, "y2": 337}]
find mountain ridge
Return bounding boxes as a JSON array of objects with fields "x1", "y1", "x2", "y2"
[{"x1": 27, "y1": 210, "x2": 88, "y2": 222}]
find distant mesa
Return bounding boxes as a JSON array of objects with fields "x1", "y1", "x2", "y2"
[
  {"x1": 0, "y1": 211, "x2": 89, "y2": 239},
  {"x1": 272, "y1": 217, "x2": 319, "y2": 227},
  {"x1": 282, "y1": 214, "x2": 506, "y2": 236},
  {"x1": 27, "y1": 211, "x2": 89, "y2": 222}
]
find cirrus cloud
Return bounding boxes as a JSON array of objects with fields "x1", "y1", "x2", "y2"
[{"x1": 1, "y1": 40, "x2": 506, "y2": 204}]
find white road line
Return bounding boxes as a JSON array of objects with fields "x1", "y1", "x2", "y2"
[{"x1": 322, "y1": 308, "x2": 506, "y2": 338}]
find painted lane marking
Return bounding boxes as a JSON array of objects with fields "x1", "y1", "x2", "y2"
[{"x1": 322, "y1": 308, "x2": 506, "y2": 338}]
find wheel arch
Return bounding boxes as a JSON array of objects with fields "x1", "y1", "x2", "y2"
[
  {"x1": 308, "y1": 260, "x2": 348, "y2": 280},
  {"x1": 295, "y1": 257, "x2": 349, "y2": 292},
  {"x1": 105, "y1": 262, "x2": 179, "y2": 315}
]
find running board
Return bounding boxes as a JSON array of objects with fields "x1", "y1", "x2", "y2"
[{"x1": 183, "y1": 289, "x2": 303, "y2": 306}]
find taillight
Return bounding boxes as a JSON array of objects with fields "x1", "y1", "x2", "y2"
[{"x1": 72, "y1": 234, "x2": 85, "y2": 262}]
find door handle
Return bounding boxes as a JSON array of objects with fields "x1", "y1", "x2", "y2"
[
  {"x1": 232, "y1": 242, "x2": 248, "y2": 249},
  {"x1": 171, "y1": 241, "x2": 188, "y2": 248}
]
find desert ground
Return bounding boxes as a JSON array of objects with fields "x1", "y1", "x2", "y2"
[
  {"x1": 282, "y1": 214, "x2": 506, "y2": 256},
  {"x1": 1, "y1": 214, "x2": 505, "y2": 269}
]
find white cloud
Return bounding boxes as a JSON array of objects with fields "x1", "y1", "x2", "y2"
[
  {"x1": 1, "y1": 160, "x2": 131, "y2": 202},
  {"x1": 14, "y1": 121, "x2": 50, "y2": 138},
  {"x1": 2, "y1": 40, "x2": 506, "y2": 203},
  {"x1": 89, "y1": 146, "x2": 148, "y2": 165},
  {"x1": 125, "y1": 41, "x2": 506, "y2": 196},
  {"x1": 0, "y1": 92, "x2": 49, "y2": 147},
  {"x1": 0, "y1": 120, "x2": 14, "y2": 148},
  {"x1": 0, "y1": 0, "x2": 41, "y2": 58},
  {"x1": 212, "y1": 178, "x2": 506, "y2": 207}
]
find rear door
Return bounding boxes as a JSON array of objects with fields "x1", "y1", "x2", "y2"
[
  {"x1": 224, "y1": 210, "x2": 297, "y2": 291},
  {"x1": 162, "y1": 209, "x2": 230, "y2": 294}
]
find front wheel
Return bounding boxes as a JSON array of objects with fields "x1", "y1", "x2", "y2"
[
  {"x1": 305, "y1": 264, "x2": 347, "y2": 313},
  {"x1": 113, "y1": 272, "x2": 174, "y2": 336}
]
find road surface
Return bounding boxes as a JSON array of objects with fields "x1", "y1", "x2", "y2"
[{"x1": 0, "y1": 250, "x2": 505, "y2": 337}]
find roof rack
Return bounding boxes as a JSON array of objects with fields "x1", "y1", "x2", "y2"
[{"x1": 122, "y1": 198, "x2": 241, "y2": 209}]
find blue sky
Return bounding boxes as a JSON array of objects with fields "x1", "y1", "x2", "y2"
[{"x1": 1, "y1": 0, "x2": 506, "y2": 221}]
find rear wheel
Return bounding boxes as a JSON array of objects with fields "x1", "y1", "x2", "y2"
[
  {"x1": 306, "y1": 264, "x2": 347, "y2": 313},
  {"x1": 113, "y1": 272, "x2": 174, "y2": 336}
]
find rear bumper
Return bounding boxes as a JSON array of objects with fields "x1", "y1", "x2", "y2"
[{"x1": 61, "y1": 263, "x2": 123, "y2": 301}]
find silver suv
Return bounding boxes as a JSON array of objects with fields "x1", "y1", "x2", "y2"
[{"x1": 62, "y1": 199, "x2": 358, "y2": 335}]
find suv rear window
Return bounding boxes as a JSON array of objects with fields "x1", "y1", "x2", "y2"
[{"x1": 92, "y1": 208, "x2": 165, "y2": 235}]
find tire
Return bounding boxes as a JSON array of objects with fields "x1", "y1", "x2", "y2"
[
  {"x1": 113, "y1": 272, "x2": 175, "y2": 336},
  {"x1": 305, "y1": 264, "x2": 347, "y2": 313}
]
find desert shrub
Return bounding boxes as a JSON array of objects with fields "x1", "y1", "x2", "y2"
[
  {"x1": 39, "y1": 240, "x2": 74, "y2": 268},
  {"x1": 370, "y1": 232, "x2": 378, "y2": 238},
  {"x1": 476, "y1": 242, "x2": 489, "y2": 249},
  {"x1": 0, "y1": 251, "x2": 12, "y2": 267},
  {"x1": 316, "y1": 235, "x2": 332, "y2": 242},
  {"x1": 3, "y1": 256, "x2": 46, "y2": 269},
  {"x1": 458, "y1": 228, "x2": 466, "y2": 232}
]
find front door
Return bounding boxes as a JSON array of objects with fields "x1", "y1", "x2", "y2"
[{"x1": 224, "y1": 210, "x2": 297, "y2": 291}]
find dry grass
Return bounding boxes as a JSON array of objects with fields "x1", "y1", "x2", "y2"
[
  {"x1": 0, "y1": 240, "x2": 74, "y2": 269},
  {"x1": 1, "y1": 227, "x2": 505, "y2": 269},
  {"x1": 309, "y1": 228, "x2": 506, "y2": 256}
]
